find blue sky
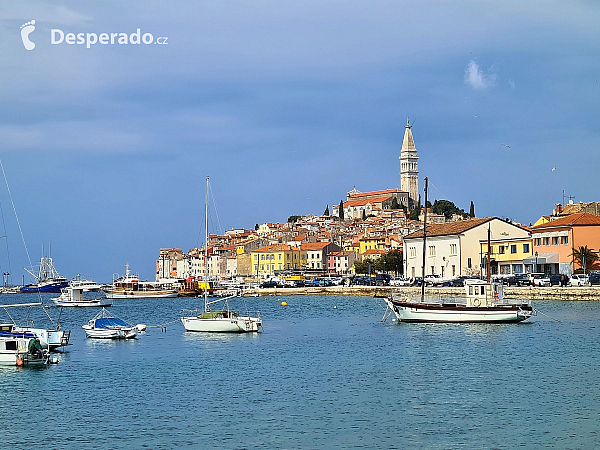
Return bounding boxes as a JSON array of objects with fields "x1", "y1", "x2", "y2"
[{"x1": 1, "y1": 1, "x2": 599, "y2": 282}]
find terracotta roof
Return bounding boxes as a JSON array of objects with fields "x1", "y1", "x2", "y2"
[
  {"x1": 253, "y1": 244, "x2": 296, "y2": 253},
  {"x1": 364, "y1": 249, "x2": 386, "y2": 255},
  {"x1": 349, "y1": 189, "x2": 406, "y2": 199},
  {"x1": 344, "y1": 196, "x2": 392, "y2": 208},
  {"x1": 533, "y1": 212, "x2": 600, "y2": 229},
  {"x1": 301, "y1": 242, "x2": 331, "y2": 250},
  {"x1": 405, "y1": 217, "x2": 494, "y2": 239}
]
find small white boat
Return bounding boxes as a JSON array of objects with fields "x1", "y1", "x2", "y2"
[
  {"x1": 0, "y1": 302, "x2": 70, "y2": 351},
  {"x1": 82, "y1": 308, "x2": 142, "y2": 339},
  {"x1": 0, "y1": 335, "x2": 49, "y2": 366},
  {"x1": 52, "y1": 286, "x2": 112, "y2": 307}
]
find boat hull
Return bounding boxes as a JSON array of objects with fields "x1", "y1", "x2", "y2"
[
  {"x1": 20, "y1": 281, "x2": 69, "y2": 293},
  {"x1": 387, "y1": 299, "x2": 533, "y2": 323},
  {"x1": 181, "y1": 316, "x2": 261, "y2": 333},
  {"x1": 82, "y1": 325, "x2": 137, "y2": 339},
  {"x1": 53, "y1": 299, "x2": 112, "y2": 307},
  {"x1": 0, "y1": 337, "x2": 48, "y2": 365},
  {"x1": 104, "y1": 290, "x2": 178, "y2": 299}
]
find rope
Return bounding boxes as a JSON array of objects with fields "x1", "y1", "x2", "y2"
[
  {"x1": 533, "y1": 307, "x2": 562, "y2": 323},
  {"x1": 146, "y1": 318, "x2": 181, "y2": 331}
]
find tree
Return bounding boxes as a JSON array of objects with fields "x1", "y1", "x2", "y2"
[
  {"x1": 409, "y1": 206, "x2": 420, "y2": 221},
  {"x1": 255, "y1": 223, "x2": 259, "y2": 230},
  {"x1": 338, "y1": 200, "x2": 344, "y2": 220},
  {"x1": 380, "y1": 250, "x2": 403, "y2": 276},
  {"x1": 354, "y1": 258, "x2": 375, "y2": 274},
  {"x1": 324, "y1": 205, "x2": 330, "y2": 216},
  {"x1": 287, "y1": 215, "x2": 302, "y2": 223},
  {"x1": 431, "y1": 199, "x2": 464, "y2": 220},
  {"x1": 391, "y1": 197, "x2": 400, "y2": 210},
  {"x1": 571, "y1": 246, "x2": 599, "y2": 272},
  {"x1": 362, "y1": 209, "x2": 367, "y2": 220},
  {"x1": 469, "y1": 201, "x2": 475, "y2": 218}
]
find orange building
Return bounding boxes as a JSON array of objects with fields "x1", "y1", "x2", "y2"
[{"x1": 531, "y1": 213, "x2": 600, "y2": 274}]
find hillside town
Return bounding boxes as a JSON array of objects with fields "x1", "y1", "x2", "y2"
[{"x1": 156, "y1": 121, "x2": 600, "y2": 286}]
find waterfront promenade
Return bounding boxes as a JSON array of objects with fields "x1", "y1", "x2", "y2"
[{"x1": 251, "y1": 285, "x2": 600, "y2": 301}]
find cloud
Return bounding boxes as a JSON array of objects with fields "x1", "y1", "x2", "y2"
[{"x1": 464, "y1": 60, "x2": 497, "y2": 90}]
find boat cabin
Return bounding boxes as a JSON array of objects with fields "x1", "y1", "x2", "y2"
[{"x1": 465, "y1": 280, "x2": 504, "y2": 307}]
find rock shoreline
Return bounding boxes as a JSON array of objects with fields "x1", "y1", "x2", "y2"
[{"x1": 250, "y1": 285, "x2": 600, "y2": 301}]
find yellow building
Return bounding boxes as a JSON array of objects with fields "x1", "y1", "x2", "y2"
[
  {"x1": 480, "y1": 236, "x2": 533, "y2": 276},
  {"x1": 251, "y1": 244, "x2": 304, "y2": 277},
  {"x1": 359, "y1": 237, "x2": 386, "y2": 255}
]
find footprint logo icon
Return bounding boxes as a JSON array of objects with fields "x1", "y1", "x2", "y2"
[{"x1": 20, "y1": 20, "x2": 36, "y2": 50}]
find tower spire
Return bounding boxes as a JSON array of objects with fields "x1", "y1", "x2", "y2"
[{"x1": 399, "y1": 118, "x2": 419, "y2": 209}]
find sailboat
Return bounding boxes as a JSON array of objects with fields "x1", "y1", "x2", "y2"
[
  {"x1": 382, "y1": 177, "x2": 534, "y2": 323},
  {"x1": 180, "y1": 177, "x2": 262, "y2": 333}
]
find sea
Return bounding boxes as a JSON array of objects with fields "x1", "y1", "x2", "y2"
[{"x1": 0, "y1": 293, "x2": 599, "y2": 449}]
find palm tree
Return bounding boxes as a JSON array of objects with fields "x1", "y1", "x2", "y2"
[{"x1": 571, "y1": 246, "x2": 599, "y2": 272}]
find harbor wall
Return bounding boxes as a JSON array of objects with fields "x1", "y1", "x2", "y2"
[{"x1": 250, "y1": 285, "x2": 600, "y2": 301}]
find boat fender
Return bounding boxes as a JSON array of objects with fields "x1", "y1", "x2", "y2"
[
  {"x1": 473, "y1": 298, "x2": 481, "y2": 307},
  {"x1": 16, "y1": 354, "x2": 24, "y2": 366}
]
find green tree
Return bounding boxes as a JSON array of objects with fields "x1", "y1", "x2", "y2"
[
  {"x1": 354, "y1": 258, "x2": 376, "y2": 274},
  {"x1": 431, "y1": 199, "x2": 464, "y2": 220},
  {"x1": 380, "y1": 250, "x2": 403, "y2": 276},
  {"x1": 362, "y1": 210, "x2": 367, "y2": 220},
  {"x1": 254, "y1": 223, "x2": 259, "y2": 230},
  {"x1": 324, "y1": 205, "x2": 330, "y2": 216},
  {"x1": 287, "y1": 215, "x2": 302, "y2": 223},
  {"x1": 391, "y1": 197, "x2": 400, "y2": 210},
  {"x1": 469, "y1": 201, "x2": 475, "y2": 218},
  {"x1": 339, "y1": 200, "x2": 344, "y2": 220},
  {"x1": 571, "y1": 246, "x2": 599, "y2": 272},
  {"x1": 409, "y1": 207, "x2": 420, "y2": 221}
]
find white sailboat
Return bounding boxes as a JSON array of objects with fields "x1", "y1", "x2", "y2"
[{"x1": 180, "y1": 177, "x2": 262, "y2": 333}]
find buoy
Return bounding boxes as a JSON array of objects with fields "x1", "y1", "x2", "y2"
[
  {"x1": 50, "y1": 356, "x2": 59, "y2": 364},
  {"x1": 16, "y1": 358, "x2": 24, "y2": 367},
  {"x1": 136, "y1": 324, "x2": 147, "y2": 333},
  {"x1": 333, "y1": 305, "x2": 337, "y2": 309},
  {"x1": 281, "y1": 301, "x2": 288, "y2": 306}
]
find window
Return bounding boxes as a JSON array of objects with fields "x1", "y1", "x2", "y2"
[
  {"x1": 441, "y1": 266, "x2": 445, "y2": 277},
  {"x1": 450, "y1": 244, "x2": 457, "y2": 255},
  {"x1": 411, "y1": 267, "x2": 415, "y2": 277},
  {"x1": 428, "y1": 245, "x2": 436, "y2": 256},
  {"x1": 535, "y1": 238, "x2": 542, "y2": 246},
  {"x1": 260, "y1": 255, "x2": 265, "y2": 260},
  {"x1": 278, "y1": 254, "x2": 282, "y2": 260},
  {"x1": 523, "y1": 243, "x2": 530, "y2": 253},
  {"x1": 468, "y1": 258, "x2": 472, "y2": 269},
  {"x1": 561, "y1": 236, "x2": 569, "y2": 245},
  {"x1": 409, "y1": 247, "x2": 416, "y2": 258},
  {"x1": 498, "y1": 246, "x2": 505, "y2": 254},
  {"x1": 543, "y1": 237, "x2": 550, "y2": 246},
  {"x1": 431, "y1": 266, "x2": 435, "y2": 274},
  {"x1": 552, "y1": 237, "x2": 559, "y2": 245},
  {"x1": 510, "y1": 245, "x2": 517, "y2": 254},
  {"x1": 452, "y1": 265, "x2": 456, "y2": 276}
]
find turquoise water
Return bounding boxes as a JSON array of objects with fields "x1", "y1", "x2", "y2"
[{"x1": 1, "y1": 294, "x2": 599, "y2": 449}]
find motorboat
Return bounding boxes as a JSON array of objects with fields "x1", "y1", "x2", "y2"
[
  {"x1": 0, "y1": 302, "x2": 70, "y2": 351},
  {"x1": 104, "y1": 263, "x2": 178, "y2": 299},
  {"x1": 69, "y1": 274, "x2": 104, "y2": 292},
  {"x1": 21, "y1": 256, "x2": 69, "y2": 293},
  {"x1": 382, "y1": 280, "x2": 534, "y2": 323},
  {"x1": 52, "y1": 286, "x2": 112, "y2": 307},
  {"x1": 0, "y1": 334, "x2": 49, "y2": 366},
  {"x1": 82, "y1": 308, "x2": 144, "y2": 339},
  {"x1": 180, "y1": 177, "x2": 261, "y2": 333}
]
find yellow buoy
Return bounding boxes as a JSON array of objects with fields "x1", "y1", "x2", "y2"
[{"x1": 281, "y1": 301, "x2": 288, "y2": 306}]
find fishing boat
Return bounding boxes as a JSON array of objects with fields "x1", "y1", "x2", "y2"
[
  {"x1": 82, "y1": 308, "x2": 144, "y2": 339},
  {"x1": 382, "y1": 177, "x2": 534, "y2": 324},
  {"x1": 0, "y1": 302, "x2": 70, "y2": 350},
  {"x1": 104, "y1": 263, "x2": 179, "y2": 299},
  {"x1": 0, "y1": 334, "x2": 49, "y2": 366},
  {"x1": 21, "y1": 256, "x2": 69, "y2": 293},
  {"x1": 52, "y1": 286, "x2": 112, "y2": 307},
  {"x1": 180, "y1": 177, "x2": 262, "y2": 333}
]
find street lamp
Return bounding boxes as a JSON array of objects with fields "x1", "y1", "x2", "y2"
[{"x1": 535, "y1": 251, "x2": 538, "y2": 273}]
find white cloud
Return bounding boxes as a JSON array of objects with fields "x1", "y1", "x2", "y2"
[{"x1": 464, "y1": 60, "x2": 497, "y2": 90}]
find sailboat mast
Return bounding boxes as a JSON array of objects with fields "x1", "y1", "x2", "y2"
[
  {"x1": 204, "y1": 176, "x2": 209, "y2": 312},
  {"x1": 487, "y1": 224, "x2": 491, "y2": 283},
  {"x1": 421, "y1": 177, "x2": 428, "y2": 302}
]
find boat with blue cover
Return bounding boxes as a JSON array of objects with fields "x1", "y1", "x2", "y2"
[{"x1": 82, "y1": 308, "x2": 144, "y2": 339}]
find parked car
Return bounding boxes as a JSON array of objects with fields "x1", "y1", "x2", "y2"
[
  {"x1": 589, "y1": 273, "x2": 600, "y2": 286},
  {"x1": 375, "y1": 273, "x2": 392, "y2": 286},
  {"x1": 260, "y1": 280, "x2": 279, "y2": 288},
  {"x1": 530, "y1": 273, "x2": 550, "y2": 287},
  {"x1": 350, "y1": 275, "x2": 376, "y2": 286},
  {"x1": 424, "y1": 274, "x2": 441, "y2": 286},
  {"x1": 390, "y1": 277, "x2": 409, "y2": 286},
  {"x1": 569, "y1": 274, "x2": 590, "y2": 287},
  {"x1": 549, "y1": 274, "x2": 562, "y2": 286},
  {"x1": 503, "y1": 276, "x2": 519, "y2": 286},
  {"x1": 515, "y1": 274, "x2": 531, "y2": 286}
]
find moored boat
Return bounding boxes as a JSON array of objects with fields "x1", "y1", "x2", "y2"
[
  {"x1": 0, "y1": 335, "x2": 49, "y2": 366},
  {"x1": 21, "y1": 256, "x2": 69, "y2": 293},
  {"x1": 52, "y1": 286, "x2": 112, "y2": 307},
  {"x1": 104, "y1": 263, "x2": 178, "y2": 299},
  {"x1": 82, "y1": 308, "x2": 143, "y2": 339}
]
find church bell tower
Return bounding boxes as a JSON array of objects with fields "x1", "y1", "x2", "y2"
[{"x1": 399, "y1": 118, "x2": 419, "y2": 209}]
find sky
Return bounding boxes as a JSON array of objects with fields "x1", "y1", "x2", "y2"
[{"x1": 1, "y1": 1, "x2": 599, "y2": 282}]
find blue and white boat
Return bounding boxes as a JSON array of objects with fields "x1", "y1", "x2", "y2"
[
  {"x1": 82, "y1": 308, "x2": 144, "y2": 339},
  {"x1": 21, "y1": 256, "x2": 68, "y2": 293}
]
